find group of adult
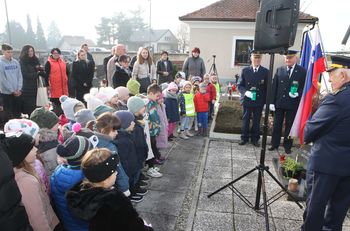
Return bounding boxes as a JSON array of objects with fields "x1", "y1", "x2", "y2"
[{"x1": 238, "y1": 48, "x2": 350, "y2": 230}]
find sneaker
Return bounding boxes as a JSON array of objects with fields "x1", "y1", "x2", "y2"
[
  {"x1": 140, "y1": 173, "x2": 150, "y2": 181},
  {"x1": 129, "y1": 194, "x2": 144, "y2": 203},
  {"x1": 147, "y1": 167, "x2": 163, "y2": 178},
  {"x1": 138, "y1": 180, "x2": 148, "y2": 187},
  {"x1": 136, "y1": 187, "x2": 148, "y2": 196},
  {"x1": 180, "y1": 131, "x2": 189, "y2": 139},
  {"x1": 154, "y1": 158, "x2": 165, "y2": 165},
  {"x1": 153, "y1": 166, "x2": 160, "y2": 172},
  {"x1": 185, "y1": 130, "x2": 194, "y2": 137}
]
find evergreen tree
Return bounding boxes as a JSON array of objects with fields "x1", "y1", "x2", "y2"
[
  {"x1": 26, "y1": 14, "x2": 36, "y2": 47},
  {"x1": 129, "y1": 8, "x2": 147, "y2": 31},
  {"x1": 95, "y1": 17, "x2": 112, "y2": 46},
  {"x1": 47, "y1": 21, "x2": 62, "y2": 48},
  {"x1": 4, "y1": 21, "x2": 27, "y2": 49},
  {"x1": 36, "y1": 17, "x2": 47, "y2": 51}
]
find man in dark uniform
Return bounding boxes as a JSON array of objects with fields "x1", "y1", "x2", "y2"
[
  {"x1": 238, "y1": 51, "x2": 269, "y2": 147},
  {"x1": 301, "y1": 55, "x2": 350, "y2": 230},
  {"x1": 269, "y1": 50, "x2": 306, "y2": 154}
]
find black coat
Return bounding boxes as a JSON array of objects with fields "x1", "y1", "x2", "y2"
[
  {"x1": 20, "y1": 58, "x2": 40, "y2": 97},
  {"x1": 0, "y1": 144, "x2": 32, "y2": 231},
  {"x1": 271, "y1": 64, "x2": 306, "y2": 110},
  {"x1": 132, "y1": 118, "x2": 148, "y2": 168},
  {"x1": 238, "y1": 65, "x2": 269, "y2": 107},
  {"x1": 113, "y1": 131, "x2": 139, "y2": 178},
  {"x1": 304, "y1": 82, "x2": 350, "y2": 176},
  {"x1": 112, "y1": 65, "x2": 131, "y2": 88},
  {"x1": 66, "y1": 184, "x2": 153, "y2": 231},
  {"x1": 164, "y1": 97, "x2": 180, "y2": 123},
  {"x1": 71, "y1": 60, "x2": 95, "y2": 89},
  {"x1": 156, "y1": 59, "x2": 173, "y2": 84}
]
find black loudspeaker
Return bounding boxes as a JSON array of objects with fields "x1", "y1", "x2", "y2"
[{"x1": 254, "y1": 0, "x2": 300, "y2": 53}]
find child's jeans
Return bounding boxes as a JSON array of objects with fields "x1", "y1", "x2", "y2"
[
  {"x1": 180, "y1": 116, "x2": 194, "y2": 131},
  {"x1": 197, "y1": 112, "x2": 208, "y2": 129}
]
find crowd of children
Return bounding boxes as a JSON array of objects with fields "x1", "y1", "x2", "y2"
[{"x1": 0, "y1": 71, "x2": 218, "y2": 231}]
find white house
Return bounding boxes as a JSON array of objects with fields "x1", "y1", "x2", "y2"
[
  {"x1": 58, "y1": 35, "x2": 95, "y2": 51},
  {"x1": 126, "y1": 29, "x2": 179, "y2": 53},
  {"x1": 179, "y1": 0, "x2": 316, "y2": 80}
]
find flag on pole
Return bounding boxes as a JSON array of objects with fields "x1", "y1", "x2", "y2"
[{"x1": 289, "y1": 26, "x2": 326, "y2": 144}]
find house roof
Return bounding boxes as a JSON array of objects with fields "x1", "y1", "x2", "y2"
[
  {"x1": 128, "y1": 29, "x2": 176, "y2": 43},
  {"x1": 58, "y1": 35, "x2": 95, "y2": 48},
  {"x1": 179, "y1": 0, "x2": 316, "y2": 23}
]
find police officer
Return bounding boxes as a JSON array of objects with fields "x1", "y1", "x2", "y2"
[
  {"x1": 301, "y1": 55, "x2": 350, "y2": 230},
  {"x1": 269, "y1": 50, "x2": 306, "y2": 154},
  {"x1": 238, "y1": 51, "x2": 269, "y2": 147}
]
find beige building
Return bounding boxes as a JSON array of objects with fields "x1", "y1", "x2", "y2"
[{"x1": 179, "y1": 0, "x2": 316, "y2": 80}]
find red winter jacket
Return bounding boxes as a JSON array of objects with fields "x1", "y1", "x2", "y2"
[
  {"x1": 46, "y1": 56, "x2": 68, "y2": 98},
  {"x1": 206, "y1": 83, "x2": 217, "y2": 101},
  {"x1": 194, "y1": 92, "x2": 210, "y2": 112}
]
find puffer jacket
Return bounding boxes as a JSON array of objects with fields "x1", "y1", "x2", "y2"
[
  {"x1": 37, "y1": 129, "x2": 59, "y2": 177},
  {"x1": 45, "y1": 56, "x2": 68, "y2": 98},
  {"x1": 50, "y1": 165, "x2": 88, "y2": 231}
]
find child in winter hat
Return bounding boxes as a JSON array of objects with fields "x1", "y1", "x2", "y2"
[
  {"x1": 56, "y1": 135, "x2": 92, "y2": 166},
  {"x1": 30, "y1": 107, "x2": 59, "y2": 130},
  {"x1": 127, "y1": 96, "x2": 146, "y2": 115},
  {"x1": 4, "y1": 119, "x2": 40, "y2": 139},
  {"x1": 74, "y1": 109, "x2": 96, "y2": 128},
  {"x1": 115, "y1": 87, "x2": 130, "y2": 110},
  {"x1": 115, "y1": 110, "x2": 135, "y2": 130},
  {"x1": 84, "y1": 88, "x2": 104, "y2": 111},
  {"x1": 127, "y1": 79, "x2": 141, "y2": 96},
  {"x1": 93, "y1": 105, "x2": 114, "y2": 117},
  {"x1": 60, "y1": 95, "x2": 85, "y2": 121}
]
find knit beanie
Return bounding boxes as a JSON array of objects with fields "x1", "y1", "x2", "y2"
[
  {"x1": 116, "y1": 87, "x2": 130, "y2": 99},
  {"x1": 99, "y1": 87, "x2": 118, "y2": 102},
  {"x1": 56, "y1": 135, "x2": 91, "y2": 166},
  {"x1": 199, "y1": 82, "x2": 207, "y2": 93},
  {"x1": 115, "y1": 111, "x2": 135, "y2": 129},
  {"x1": 30, "y1": 107, "x2": 59, "y2": 129},
  {"x1": 60, "y1": 95, "x2": 85, "y2": 121},
  {"x1": 182, "y1": 81, "x2": 192, "y2": 88},
  {"x1": 175, "y1": 71, "x2": 186, "y2": 79},
  {"x1": 84, "y1": 93, "x2": 104, "y2": 111},
  {"x1": 93, "y1": 105, "x2": 114, "y2": 117},
  {"x1": 1, "y1": 133, "x2": 34, "y2": 167},
  {"x1": 4, "y1": 119, "x2": 39, "y2": 138},
  {"x1": 127, "y1": 79, "x2": 140, "y2": 96},
  {"x1": 167, "y1": 82, "x2": 178, "y2": 91},
  {"x1": 191, "y1": 76, "x2": 202, "y2": 83},
  {"x1": 127, "y1": 96, "x2": 145, "y2": 114},
  {"x1": 74, "y1": 109, "x2": 96, "y2": 127}
]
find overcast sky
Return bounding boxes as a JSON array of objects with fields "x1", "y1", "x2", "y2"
[{"x1": 0, "y1": 0, "x2": 348, "y2": 51}]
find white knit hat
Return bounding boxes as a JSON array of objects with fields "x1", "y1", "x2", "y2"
[
  {"x1": 4, "y1": 119, "x2": 40, "y2": 138},
  {"x1": 84, "y1": 93, "x2": 104, "y2": 111},
  {"x1": 98, "y1": 87, "x2": 118, "y2": 102},
  {"x1": 60, "y1": 95, "x2": 85, "y2": 121}
]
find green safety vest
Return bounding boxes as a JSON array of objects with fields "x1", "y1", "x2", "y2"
[
  {"x1": 183, "y1": 93, "x2": 195, "y2": 116},
  {"x1": 214, "y1": 82, "x2": 221, "y2": 101}
]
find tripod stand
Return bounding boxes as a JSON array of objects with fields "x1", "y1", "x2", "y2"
[
  {"x1": 209, "y1": 55, "x2": 218, "y2": 76},
  {"x1": 207, "y1": 53, "x2": 303, "y2": 230}
]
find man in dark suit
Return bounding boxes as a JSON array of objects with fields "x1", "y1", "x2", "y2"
[
  {"x1": 238, "y1": 51, "x2": 269, "y2": 147},
  {"x1": 301, "y1": 55, "x2": 350, "y2": 230},
  {"x1": 269, "y1": 50, "x2": 306, "y2": 154},
  {"x1": 156, "y1": 50, "x2": 173, "y2": 84}
]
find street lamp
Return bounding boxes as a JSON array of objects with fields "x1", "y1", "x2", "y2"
[{"x1": 4, "y1": 0, "x2": 12, "y2": 44}]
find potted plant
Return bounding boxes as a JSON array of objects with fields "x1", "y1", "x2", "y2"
[{"x1": 282, "y1": 157, "x2": 305, "y2": 179}]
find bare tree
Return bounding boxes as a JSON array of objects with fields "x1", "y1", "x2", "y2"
[{"x1": 176, "y1": 23, "x2": 190, "y2": 53}]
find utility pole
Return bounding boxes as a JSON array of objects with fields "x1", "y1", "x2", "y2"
[
  {"x1": 4, "y1": 0, "x2": 12, "y2": 44},
  {"x1": 149, "y1": 0, "x2": 152, "y2": 50}
]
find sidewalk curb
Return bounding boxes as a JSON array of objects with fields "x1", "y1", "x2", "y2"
[{"x1": 185, "y1": 138, "x2": 210, "y2": 231}]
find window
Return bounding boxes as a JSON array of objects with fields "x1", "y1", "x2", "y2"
[
  {"x1": 232, "y1": 36, "x2": 254, "y2": 67},
  {"x1": 164, "y1": 36, "x2": 171, "y2": 41}
]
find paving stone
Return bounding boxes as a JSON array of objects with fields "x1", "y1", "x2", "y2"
[
  {"x1": 209, "y1": 140, "x2": 231, "y2": 148},
  {"x1": 234, "y1": 213, "x2": 275, "y2": 231},
  {"x1": 148, "y1": 173, "x2": 193, "y2": 193},
  {"x1": 134, "y1": 190, "x2": 185, "y2": 216},
  {"x1": 269, "y1": 200, "x2": 304, "y2": 220},
  {"x1": 161, "y1": 159, "x2": 197, "y2": 176},
  {"x1": 200, "y1": 178, "x2": 235, "y2": 194},
  {"x1": 234, "y1": 196, "x2": 256, "y2": 215},
  {"x1": 203, "y1": 165, "x2": 232, "y2": 180},
  {"x1": 192, "y1": 210, "x2": 233, "y2": 231},
  {"x1": 197, "y1": 192, "x2": 233, "y2": 213},
  {"x1": 138, "y1": 211, "x2": 177, "y2": 231},
  {"x1": 167, "y1": 149, "x2": 201, "y2": 163}
]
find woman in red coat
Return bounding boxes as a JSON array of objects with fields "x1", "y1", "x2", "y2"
[{"x1": 44, "y1": 48, "x2": 69, "y2": 115}]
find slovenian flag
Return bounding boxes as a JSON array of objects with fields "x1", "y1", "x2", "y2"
[{"x1": 289, "y1": 26, "x2": 326, "y2": 144}]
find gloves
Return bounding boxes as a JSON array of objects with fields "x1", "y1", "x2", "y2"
[
  {"x1": 289, "y1": 92, "x2": 299, "y2": 98},
  {"x1": 244, "y1": 91, "x2": 253, "y2": 99},
  {"x1": 269, "y1": 104, "x2": 275, "y2": 112}
]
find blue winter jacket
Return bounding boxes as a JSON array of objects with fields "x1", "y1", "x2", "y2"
[
  {"x1": 96, "y1": 133, "x2": 130, "y2": 193},
  {"x1": 164, "y1": 96, "x2": 180, "y2": 123},
  {"x1": 50, "y1": 165, "x2": 88, "y2": 231}
]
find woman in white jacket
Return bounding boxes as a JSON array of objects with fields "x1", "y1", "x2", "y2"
[{"x1": 132, "y1": 47, "x2": 156, "y2": 93}]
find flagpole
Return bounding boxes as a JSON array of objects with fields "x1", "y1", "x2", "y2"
[{"x1": 316, "y1": 23, "x2": 330, "y2": 93}]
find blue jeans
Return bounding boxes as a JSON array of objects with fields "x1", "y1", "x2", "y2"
[
  {"x1": 180, "y1": 116, "x2": 192, "y2": 131},
  {"x1": 197, "y1": 112, "x2": 208, "y2": 129}
]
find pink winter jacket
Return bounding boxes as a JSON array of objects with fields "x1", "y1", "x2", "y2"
[{"x1": 14, "y1": 168, "x2": 59, "y2": 231}]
